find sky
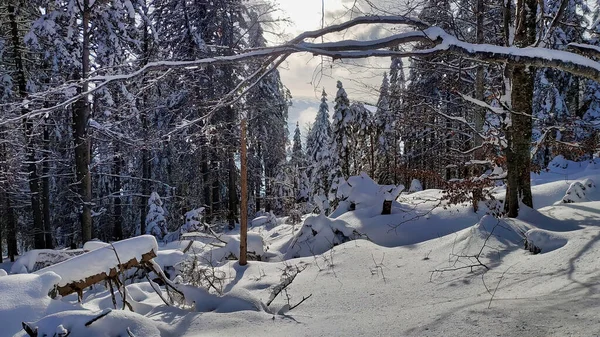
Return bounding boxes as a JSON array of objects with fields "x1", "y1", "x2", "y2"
[{"x1": 274, "y1": 0, "x2": 391, "y2": 134}]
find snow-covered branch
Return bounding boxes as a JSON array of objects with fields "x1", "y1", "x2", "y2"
[{"x1": 6, "y1": 15, "x2": 600, "y2": 126}]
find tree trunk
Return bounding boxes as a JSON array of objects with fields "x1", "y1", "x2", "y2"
[
  {"x1": 255, "y1": 143, "x2": 262, "y2": 212},
  {"x1": 73, "y1": 0, "x2": 93, "y2": 243},
  {"x1": 228, "y1": 150, "x2": 237, "y2": 229},
  {"x1": 505, "y1": 0, "x2": 536, "y2": 217},
  {"x1": 113, "y1": 146, "x2": 123, "y2": 241},
  {"x1": 473, "y1": 0, "x2": 485, "y2": 153},
  {"x1": 201, "y1": 136, "x2": 211, "y2": 216},
  {"x1": 6, "y1": 191, "x2": 18, "y2": 262},
  {"x1": 8, "y1": 4, "x2": 45, "y2": 248},
  {"x1": 265, "y1": 170, "x2": 272, "y2": 213},
  {"x1": 239, "y1": 119, "x2": 248, "y2": 266},
  {"x1": 139, "y1": 6, "x2": 151, "y2": 236},
  {"x1": 0, "y1": 193, "x2": 3, "y2": 263},
  {"x1": 43, "y1": 118, "x2": 53, "y2": 248}
]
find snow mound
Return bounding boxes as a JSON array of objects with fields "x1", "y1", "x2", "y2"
[
  {"x1": 0, "y1": 269, "x2": 7, "y2": 277},
  {"x1": 524, "y1": 229, "x2": 568, "y2": 254},
  {"x1": 251, "y1": 211, "x2": 278, "y2": 229},
  {"x1": 177, "y1": 284, "x2": 266, "y2": 313},
  {"x1": 0, "y1": 272, "x2": 76, "y2": 336},
  {"x1": 454, "y1": 215, "x2": 526, "y2": 259},
  {"x1": 561, "y1": 179, "x2": 596, "y2": 203},
  {"x1": 17, "y1": 308, "x2": 160, "y2": 337},
  {"x1": 34, "y1": 235, "x2": 158, "y2": 287},
  {"x1": 341, "y1": 173, "x2": 403, "y2": 206},
  {"x1": 409, "y1": 179, "x2": 423, "y2": 193},
  {"x1": 284, "y1": 214, "x2": 362, "y2": 258},
  {"x1": 83, "y1": 240, "x2": 110, "y2": 251},
  {"x1": 155, "y1": 249, "x2": 186, "y2": 269},
  {"x1": 329, "y1": 173, "x2": 403, "y2": 217}
]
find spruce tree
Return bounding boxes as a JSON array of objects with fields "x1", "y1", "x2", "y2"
[{"x1": 307, "y1": 89, "x2": 333, "y2": 204}]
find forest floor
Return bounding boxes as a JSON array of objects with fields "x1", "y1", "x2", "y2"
[{"x1": 2, "y1": 156, "x2": 600, "y2": 337}]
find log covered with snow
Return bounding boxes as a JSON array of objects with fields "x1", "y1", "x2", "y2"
[{"x1": 34, "y1": 235, "x2": 158, "y2": 297}]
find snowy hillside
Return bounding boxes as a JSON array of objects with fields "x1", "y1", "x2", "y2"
[{"x1": 1, "y1": 158, "x2": 600, "y2": 337}]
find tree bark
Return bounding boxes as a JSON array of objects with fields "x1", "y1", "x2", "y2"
[
  {"x1": 43, "y1": 118, "x2": 53, "y2": 248},
  {"x1": 211, "y1": 144, "x2": 221, "y2": 217},
  {"x1": 8, "y1": 3, "x2": 45, "y2": 248},
  {"x1": 473, "y1": 0, "x2": 485, "y2": 153},
  {"x1": 200, "y1": 126, "x2": 212, "y2": 217},
  {"x1": 228, "y1": 150, "x2": 237, "y2": 229},
  {"x1": 73, "y1": 0, "x2": 93, "y2": 243},
  {"x1": 6, "y1": 190, "x2": 18, "y2": 262},
  {"x1": 239, "y1": 118, "x2": 248, "y2": 266},
  {"x1": 505, "y1": 0, "x2": 536, "y2": 217},
  {"x1": 0, "y1": 192, "x2": 3, "y2": 263},
  {"x1": 139, "y1": 7, "x2": 151, "y2": 236},
  {"x1": 112, "y1": 148, "x2": 123, "y2": 241},
  {"x1": 255, "y1": 143, "x2": 262, "y2": 212}
]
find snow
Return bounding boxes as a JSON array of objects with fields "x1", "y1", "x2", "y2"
[
  {"x1": 0, "y1": 272, "x2": 76, "y2": 335},
  {"x1": 561, "y1": 179, "x2": 597, "y2": 204},
  {"x1": 11, "y1": 249, "x2": 85, "y2": 274},
  {"x1": 524, "y1": 228, "x2": 568, "y2": 253},
  {"x1": 5, "y1": 159, "x2": 600, "y2": 337},
  {"x1": 408, "y1": 178, "x2": 423, "y2": 192},
  {"x1": 34, "y1": 235, "x2": 158, "y2": 287},
  {"x1": 283, "y1": 214, "x2": 361, "y2": 258},
  {"x1": 83, "y1": 240, "x2": 110, "y2": 251},
  {"x1": 15, "y1": 308, "x2": 161, "y2": 337}
]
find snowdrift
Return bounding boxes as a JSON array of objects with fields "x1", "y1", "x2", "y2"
[
  {"x1": 17, "y1": 309, "x2": 161, "y2": 337},
  {"x1": 283, "y1": 214, "x2": 363, "y2": 258}
]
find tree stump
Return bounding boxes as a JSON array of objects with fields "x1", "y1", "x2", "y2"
[{"x1": 382, "y1": 200, "x2": 392, "y2": 215}]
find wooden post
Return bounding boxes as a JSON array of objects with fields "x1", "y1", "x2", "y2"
[{"x1": 239, "y1": 118, "x2": 248, "y2": 266}]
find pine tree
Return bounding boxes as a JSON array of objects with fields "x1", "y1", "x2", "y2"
[
  {"x1": 291, "y1": 122, "x2": 304, "y2": 166},
  {"x1": 146, "y1": 192, "x2": 168, "y2": 241},
  {"x1": 246, "y1": 12, "x2": 290, "y2": 214},
  {"x1": 374, "y1": 72, "x2": 395, "y2": 184},
  {"x1": 290, "y1": 122, "x2": 309, "y2": 203},
  {"x1": 331, "y1": 80, "x2": 353, "y2": 179},
  {"x1": 349, "y1": 102, "x2": 372, "y2": 176},
  {"x1": 307, "y1": 89, "x2": 334, "y2": 205},
  {"x1": 388, "y1": 57, "x2": 406, "y2": 185}
]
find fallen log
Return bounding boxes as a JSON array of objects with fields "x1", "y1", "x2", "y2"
[
  {"x1": 56, "y1": 250, "x2": 156, "y2": 298},
  {"x1": 34, "y1": 236, "x2": 159, "y2": 298}
]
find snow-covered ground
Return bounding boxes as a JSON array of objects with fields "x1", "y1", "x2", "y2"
[{"x1": 2, "y1": 157, "x2": 600, "y2": 337}]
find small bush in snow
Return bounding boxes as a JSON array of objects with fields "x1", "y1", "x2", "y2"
[
  {"x1": 177, "y1": 255, "x2": 227, "y2": 295},
  {"x1": 442, "y1": 178, "x2": 496, "y2": 212}
]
